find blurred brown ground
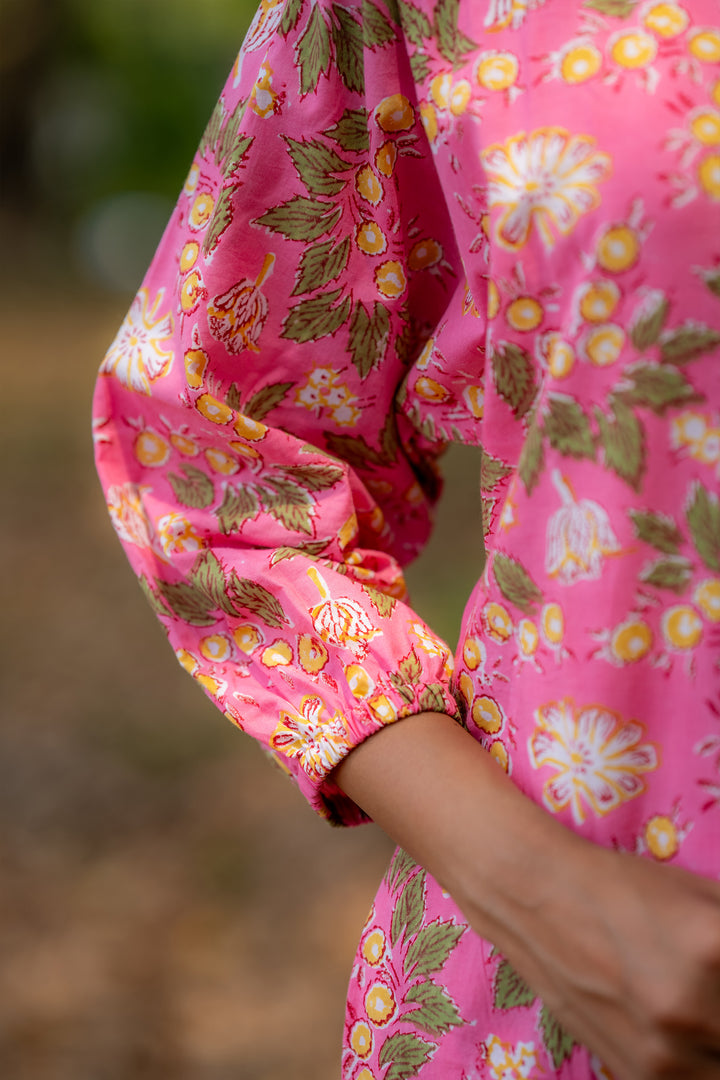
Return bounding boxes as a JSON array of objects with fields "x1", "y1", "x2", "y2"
[{"x1": 0, "y1": 232, "x2": 484, "y2": 1079}]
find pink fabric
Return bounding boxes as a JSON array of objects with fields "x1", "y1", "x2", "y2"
[{"x1": 93, "y1": 0, "x2": 720, "y2": 1074}]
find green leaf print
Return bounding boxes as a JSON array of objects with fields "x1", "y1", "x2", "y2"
[
  {"x1": 390, "y1": 671, "x2": 416, "y2": 704},
  {"x1": 198, "y1": 99, "x2": 225, "y2": 160},
  {"x1": 229, "y1": 571, "x2": 288, "y2": 627},
  {"x1": 168, "y1": 464, "x2": 214, "y2": 509},
  {"x1": 139, "y1": 574, "x2": 173, "y2": 618},
  {"x1": 703, "y1": 267, "x2": 720, "y2": 299},
  {"x1": 404, "y1": 980, "x2": 463, "y2": 1034},
  {"x1": 216, "y1": 483, "x2": 261, "y2": 535},
  {"x1": 292, "y1": 236, "x2": 351, "y2": 296},
  {"x1": 203, "y1": 185, "x2": 235, "y2": 257},
  {"x1": 491, "y1": 343, "x2": 537, "y2": 420},
  {"x1": 362, "y1": 0, "x2": 397, "y2": 45},
  {"x1": 539, "y1": 1005, "x2": 578, "y2": 1069},
  {"x1": 404, "y1": 918, "x2": 465, "y2": 978},
  {"x1": 348, "y1": 301, "x2": 391, "y2": 378},
  {"x1": 398, "y1": 0, "x2": 433, "y2": 46},
  {"x1": 378, "y1": 1032, "x2": 435, "y2": 1080},
  {"x1": 493, "y1": 552, "x2": 543, "y2": 615},
  {"x1": 243, "y1": 381, "x2": 294, "y2": 421},
  {"x1": 380, "y1": 410, "x2": 399, "y2": 462},
  {"x1": 254, "y1": 196, "x2": 341, "y2": 242},
  {"x1": 323, "y1": 431, "x2": 386, "y2": 468},
  {"x1": 281, "y1": 289, "x2": 352, "y2": 343},
  {"x1": 221, "y1": 133, "x2": 253, "y2": 181},
  {"x1": 391, "y1": 869, "x2": 426, "y2": 946},
  {"x1": 270, "y1": 540, "x2": 330, "y2": 565},
  {"x1": 362, "y1": 584, "x2": 397, "y2": 618},
  {"x1": 480, "y1": 451, "x2": 513, "y2": 492},
  {"x1": 259, "y1": 477, "x2": 316, "y2": 535},
  {"x1": 409, "y1": 51, "x2": 431, "y2": 81},
  {"x1": 283, "y1": 136, "x2": 353, "y2": 197},
  {"x1": 296, "y1": 3, "x2": 332, "y2": 94},
  {"x1": 332, "y1": 5, "x2": 366, "y2": 94},
  {"x1": 281, "y1": 462, "x2": 345, "y2": 491},
  {"x1": 324, "y1": 107, "x2": 370, "y2": 151},
  {"x1": 595, "y1": 397, "x2": 646, "y2": 491},
  {"x1": 686, "y1": 483, "x2": 720, "y2": 571},
  {"x1": 629, "y1": 295, "x2": 669, "y2": 352},
  {"x1": 190, "y1": 551, "x2": 234, "y2": 614},
  {"x1": 418, "y1": 683, "x2": 450, "y2": 714},
  {"x1": 544, "y1": 395, "x2": 595, "y2": 459},
  {"x1": 433, "y1": 0, "x2": 478, "y2": 65},
  {"x1": 280, "y1": 0, "x2": 304, "y2": 36},
  {"x1": 640, "y1": 556, "x2": 694, "y2": 593},
  {"x1": 398, "y1": 648, "x2": 423, "y2": 684},
  {"x1": 518, "y1": 421, "x2": 545, "y2": 496},
  {"x1": 387, "y1": 847, "x2": 419, "y2": 894},
  {"x1": 225, "y1": 383, "x2": 243, "y2": 410},
  {"x1": 155, "y1": 580, "x2": 217, "y2": 627},
  {"x1": 660, "y1": 323, "x2": 720, "y2": 366},
  {"x1": 583, "y1": 0, "x2": 637, "y2": 15},
  {"x1": 629, "y1": 510, "x2": 683, "y2": 554},
  {"x1": 493, "y1": 958, "x2": 536, "y2": 1010},
  {"x1": 620, "y1": 362, "x2": 701, "y2": 414}
]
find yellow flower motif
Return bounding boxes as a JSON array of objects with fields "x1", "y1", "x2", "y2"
[
  {"x1": 207, "y1": 253, "x2": 275, "y2": 354},
  {"x1": 374, "y1": 260, "x2": 407, "y2": 298},
  {"x1": 180, "y1": 269, "x2": 206, "y2": 314},
  {"x1": 541, "y1": 602, "x2": 565, "y2": 646},
  {"x1": 449, "y1": 79, "x2": 472, "y2": 116},
  {"x1": 196, "y1": 393, "x2": 234, "y2": 425},
  {"x1": 484, "y1": 1034, "x2": 538, "y2": 1079},
  {"x1": 204, "y1": 447, "x2": 239, "y2": 475},
  {"x1": 475, "y1": 51, "x2": 519, "y2": 92},
  {"x1": 199, "y1": 634, "x2": 232, "y2": 662},
  {"x1": 176, "y1": 648, "x2": 198, "y2": 674},
  {"x1": 106, "y1": 482, "x2": 156, "y2": 550},
  {"x1": 375, "y1": 93, "x2": 414, "y2": 132},
  {"x1": 134, "y1": 428, "x2": 170, "y2": 468},
  {"x1": 408, "y1": 238, "x2": 443, "y2": 270},
  {"x1": 261, "y1": 639, "x2": 293, "y2": 667},
  {"x1": 487, "y1": 279, "x2": 501, "y2": 319},
  {"x1": 481, "y1": 127, "x2": 612, "y2": 250},
  {"x1": 560, "y1": 42, "x2": 602, "y2": 84},
  {"x1": 698, "y1": 154, "x2": 720, "y2": 199},
  {"x1": 577, "y1": 280, "x2": 621, "y2": 323},
  {"x1": 689, "y1": 110, "x2": 720, "y2": 146},
  {"x1": 463, "y1": 636, "x2": 486, "y2": 671},
  {"x1": 457, "y1": 670, "x2": 475, "y2": 706},
  {"x1": 430, "y1": 73, "x2": 452, "y2": 108},
  {"x1": 195, "y1": 673, "x2": 225, "y2": 699},
  {"x1": 369, "y1": 694, "x2": 396, "y2": 723},
  {"x1": 505, "y1": 295, "x2": 544, "y2": 331},
  {"x1": 464, "y1": 384, "x2": 485, "y2": 418},
  {"x1": 483, "y1": 601, "x2": 513, "y2": 643},
  {"x1": 415, "y1": 375, "x2": 450, "y2": 402},
  {"x1": 694, "y1": 578, "x2": 720, "y2": 622},
  {"x1": 157, "y1": 513, "x2": 205, "y2": 556},
  {"x1": 361, "y1": 927, "x2": 387, "y2": 966},
  {"x1": 644, "y1": 814, "x2": 680, "y2": 860},
  {"x1": 546, "y1": 471, "x2": 621, "y2": 584},
  {"x1": 471, "y1": 695, "x2": 505, "y2": 735},
  {"x1": 364, "y1": 980, "x2": 397, "y2": 1026},
  {"x1": 100, "y1": 287, "x2": 175, "y2": 394},
  {"x1": 375, "y1": 141, "x2": 397, "y2": 177},
  {"x1": 307, "y1": 566, "x2": 379, "y2": 657},
  {"x1": 580, "y1": 323, "x2": 626, "y2": 366},
  {"x1": 189, "y1": 191, "x2": 215, "y2": 230},
  {"x1": 688, "y1": 28, "x2": 720, "y2": 63},
  {"x1": 516, "y1": 618, "x2": 539, "y2": 657},
  {"x1": 356, "y1": 220, "x2": 388, "y2": 255},
  {"x1": 345, "y1": 663, "x2": 375, "y2": 699},
  {"x1": 349, "y1": 1020, "x2": 374, "y2": 1059},
  {"x1": 642, "y1": 2, "x2": 689, "y2": 38},
  {"x1": 270, "y1": 694, "x2": 350, "y2": 780},
  {"x1": 539, "y1": 332, "x2": 575, "y2": 378},
  {"x1": 489, "y1": 741, "x2": 510, "y2": 772},
  {"x1": 184, "y1": 346, "x2": 208, "y2": 389},
  {"x1": 596, "y1": 224, "x2": 640, "y2": 273},
  {"x1": 183, "y1": 161, "x2": 200, "y2": 197},
  {"x1": 604, "y1": 617, "x2": 653, "y2": 664},
  {"x1": 419, "y1": 101, "x2": 438, "y2": 142},
  {"x1": 356, "y1": 165, "x2": 383, "y2": 205},
  {"x1": 298, "y1": 634, "x2": 329, "y2": 674},
  {"x1": 610, "y1": 29, "x2": 658, "y2": 70},
  {"x1": 234, "y1": 414, "x2": 268, "y2": 441},
  {"x1": 170, "y1": 432, "x2": 199, "y2": 456},
  {"x1": 250, "y1": 61, "x2": 279, "y2": 119},
  {"x1": 233, "y1": 625, "x2": 262, "y2": 654},
  {"x1": 661, "y1": 605, "x2": 703, "y2": 650},
  {"x1": 529, "y1": 699, "x2": 659, "y2": 824},
  {"x1": 179, "y1": 241, "x2": 200, "y2": 272},
  {"x1": 228, "y1": 440, "x2": 263, "y2": 468},
  {"x1": 713, "y1": 79, "x2": 720, "y2": 107}
]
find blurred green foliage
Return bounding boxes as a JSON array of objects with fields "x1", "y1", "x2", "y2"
[{"x1": 2, "y1": 0, "x2": 258, "y2": 216}]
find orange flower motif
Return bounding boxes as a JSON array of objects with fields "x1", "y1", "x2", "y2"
[
  {"x1": 408, "y1": 238, "x2": 443, "y2": 270},
  {"x1": 270, "y1": 694, "x2": 351, "y2": 780},
  {"x1": 375, "y1": 94, "x2": 414, "y2": 132},
  {"x1": 374, "y1": 260, "x2": 407, "y2": 298},
  {"x1": 208, "y1": 253, "x2": 275, "y2": 353}
]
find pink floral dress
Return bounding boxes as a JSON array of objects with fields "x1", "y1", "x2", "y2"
[{"x1": 93, "y1": 0, "x2": 720, "y2": 1075}]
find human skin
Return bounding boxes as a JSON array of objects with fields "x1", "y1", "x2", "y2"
[{"x1": 333, "y1": 711, "x2": 720, "y2": 1080}]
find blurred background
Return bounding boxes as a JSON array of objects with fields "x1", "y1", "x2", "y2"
[{"x1": 0, "y1": 2, "x2": 484, "y2": 1077}]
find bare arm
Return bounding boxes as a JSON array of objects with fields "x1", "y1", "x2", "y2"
[{"x1": 335, "y1": 712, "x2": 720, "y2": 1080}]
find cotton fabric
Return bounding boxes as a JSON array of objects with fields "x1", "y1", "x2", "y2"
[{"x1": 93, "y1": 0, "x2": 720, "y2": 1074}]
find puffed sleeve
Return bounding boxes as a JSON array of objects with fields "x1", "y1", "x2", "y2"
[{"x1": 92, "y1": 0, "x2": 465, "y2": 825}]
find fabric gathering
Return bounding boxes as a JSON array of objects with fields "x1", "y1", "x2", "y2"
[{"x1": 92, "y1": 0, "x2": 720, "y2": 1076}]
